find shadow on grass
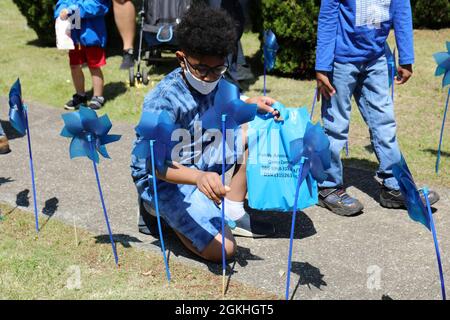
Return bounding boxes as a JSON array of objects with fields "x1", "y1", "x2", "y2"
[
  {"x1": 423, "y1": 148, "x2": 450, "y2": 158},
  {"x1": 85, "y1": 81, "x2": 128, "y2": 102},
  {"x1": 95, "y1": 233, "x2": 143, "y2": 248},
  {"x1": 26, "y1": 39, "x2": 54, "y2": 48},
  {"x1": 238, "y1": 49, "x2": 263, "y2": 93},
  {"x1": 364, "y1": 144, "x2": 375, "y2": 154}
]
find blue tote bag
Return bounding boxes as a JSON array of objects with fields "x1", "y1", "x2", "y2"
[{"x1": 246, "y1": 103, "x2": 318, "y2": 212}]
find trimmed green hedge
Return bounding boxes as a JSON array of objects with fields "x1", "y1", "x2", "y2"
[
  {"x1": 411, "y1": 0, "x2": 450, "y2": 29},
  {"x1": 13, "y1": 0, "x2": 56, "y2": 45},
  {"x1": 12, "y1": 0, "x2": 122, "y2": 47},
  {"x1": 250, "y1": 0, "x2": 320, "y2": 78}
]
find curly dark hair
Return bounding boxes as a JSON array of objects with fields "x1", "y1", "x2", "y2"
[{"x1": 175, "y1": 4, "x2": 238, "y2": 58}]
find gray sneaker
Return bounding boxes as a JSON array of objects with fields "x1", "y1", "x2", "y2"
[
  {"x1": 232, "y1": 213, "x2": 275, "y2": 238},
  {"x1": 318, "y1": 187, "x2": 364, "y2": 216},
  {"x1": 89, "y1": 96, "x2": 105, "y2": 110}
]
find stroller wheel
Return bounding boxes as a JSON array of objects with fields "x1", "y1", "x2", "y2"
[
  {"x1": 129, "y1": 67, "x2": 135, "y2": 87},
  {"x1": 142, "y1": 68, "x2": 150, "y2": 86}
]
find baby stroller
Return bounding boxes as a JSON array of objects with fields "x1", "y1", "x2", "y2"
[{"x1": 129, "y1": 0, "x2": 192, "y2": 86}]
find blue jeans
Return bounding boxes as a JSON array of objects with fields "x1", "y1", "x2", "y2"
[{"x1": 320, "y1": 55, "x2": 401, "y2": 191}]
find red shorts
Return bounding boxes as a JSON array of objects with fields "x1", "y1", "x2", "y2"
[{"x1": 69, "y1": 46, "x2": 106, "y2": 68}]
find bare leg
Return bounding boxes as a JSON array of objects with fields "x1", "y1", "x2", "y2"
[
  {"x1": 89, "y1": 67, "x2": 104, "y2": 97},
  {"x1": 70, "y1": 65, "x2": 85, "y2": 95},
  {"x1": 174, "y1": 227, "x2": 236, "y2": 263},
  {"x1": 112, "y1": 0, "x2": 136, "y2": 51},
  {"x1": 226, "y1": 124, "x2": 248, "y2": 201}
]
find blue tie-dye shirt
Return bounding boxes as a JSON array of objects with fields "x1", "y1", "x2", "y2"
[{"x1": 130, "y1": 68, "x2": 241, "y2": 206}]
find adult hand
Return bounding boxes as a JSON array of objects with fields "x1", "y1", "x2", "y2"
[
  {"x1": 60, "y1": 9, "x2": 69, "y2": 20},
  {"x1": 395, "y1": 64, "x2": 413, "y2": 85},
  {"x1": 196, "y1": 171, "x2": 231, "y2": 205},
  {"x1": 246, "y1": 96, "x2": 282, "y2": 121},
  {"x1": 316, "y1": 71, "x2": 336, "y2": 101}
]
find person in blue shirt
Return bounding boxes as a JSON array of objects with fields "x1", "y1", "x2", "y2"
[
  {"x1": 55, "y1": 0, "x2": 110, "y2": 110},
  {"x1": 315, "y1": 0, "x2": 439, "y2": 216},
  {"x1": 131, "y1": 5, "x2": 279, "y2": 262}
]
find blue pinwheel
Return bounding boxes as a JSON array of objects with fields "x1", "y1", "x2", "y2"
[
  {"x1": 434, "y1": 42, "x2": 450, "y2": 88},
  {"x1": 201, "y1": 80, "x2": 257, "y2": 130},
  {"x1": 9, "y1": 79, "x2": 27, "y2": 136},
  {"x1": 284, "y1": 122, "x2": 331, "y2": 197},
  {"x1": 8, "y1": 79, "x2": 39, "y2": 232},
  {"x1": 61, "y1": 106, "x2": 121, "y2": 265},
  {"x1": 392, "y1": 155, "x2": 446, "y2": 300},
  {"x1": 131, "y1": 110, "x2": 178, "y2": 283},
  {"x1": 281, "y1": 121, "x2": 331, "y2": 300},
  {"x1": 200, "y1": 79, "x2": 257, "y2": 295},
  {"x1": 263, "y1": 29, "x2": 279, "y2": 96},
  {"x1": 133, "y1": 110, "x2": 177, "y2": 172},
  {"x1": 434, "y1": 41, "x2": 450, "y2": 174}
]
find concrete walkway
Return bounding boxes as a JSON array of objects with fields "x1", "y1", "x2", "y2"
[{"x1": 1, "y1": 98, "x2": 449, "y2": 300}]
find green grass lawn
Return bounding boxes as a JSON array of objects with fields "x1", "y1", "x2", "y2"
[
  {"x1": 0, "y1": 204, "x2": 277, "y2": 299},
  {"x1": 0, "y1": 0, "x2": 449, "y2": 189}
]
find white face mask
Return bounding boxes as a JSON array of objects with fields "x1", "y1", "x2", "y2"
[{"x1": 183, "y1": 58, "x2": 221, "y2": 95}]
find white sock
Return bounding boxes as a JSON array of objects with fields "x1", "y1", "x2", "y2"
[{"x1": 223, "y1": 198, "x2": 246, "y2": 221}]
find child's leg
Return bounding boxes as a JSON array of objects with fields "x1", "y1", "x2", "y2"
[
  {"x1": 89, "y1": 67, "x2": 104, "y2": 97},
  {"x1": 354, "y1": 56, "x2": 401, "y2": 190},
  {"x1": 142, "y1": 184, "x2": 237, "y2": 262},
  {"x1": 174, "y1": 228, "x2": 236, "y2": 263},
  {"x1": 227, "y1": 124, "x2": 248, "y2": 202},
  {"x1": 112, "y1": 0, "x2": 136, "y2": 51},
  {"x1": 319, "y1": 62, "x2": 359, "y2": 188},
  {"x1": 70, "y1": 65, "x2": 85, "y2": 95}
]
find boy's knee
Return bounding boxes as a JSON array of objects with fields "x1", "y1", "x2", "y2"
[
  {"x1": 224, "y1": 237, "x2": 237, "y2": 259},
  {"x1": 202, "y1": 233, "x2": 237, "y2": 263}
]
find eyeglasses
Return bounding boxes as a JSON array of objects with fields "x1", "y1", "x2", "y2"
[{"x1": 184, "y1": 57, "x2": 229, "y2": 79}]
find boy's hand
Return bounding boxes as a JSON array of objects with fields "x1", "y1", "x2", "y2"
[
  {"x1": 196, "y1": 172, "x2": 231, "y2": 205},
  {"x1": 395, "y1": 64, "x2": 413, "y2": 85},
  {"x1": 316, "y1": 71, "x2": 336, "y2": 101},
  {"x1": 246, "y1": 96, "x2": 282, "y2": 121},
  {"x1": 60, "y1": 9, "x2": 69, "y2": 20}
]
